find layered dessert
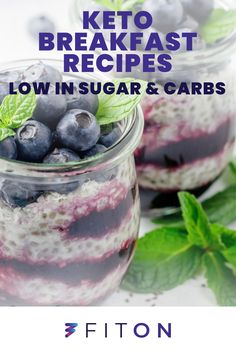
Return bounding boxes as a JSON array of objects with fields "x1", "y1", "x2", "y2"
[
  {"x1": 0, "y1": 61, "x2": 141, "y2": 305},
  {"x1": 74, "y1": 0, "x2": 236, "y2": 211},
  {"x1": 136, "y1": 68, "x2": 236, "y2": 208},
  {"x1": 134, "y1": 0, "x2": 236, "y2": 210}
]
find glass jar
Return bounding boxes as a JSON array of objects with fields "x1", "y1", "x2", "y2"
[
  {"x1": 72, "y1": 0, "x2": 236, "y2": 215},
  {"x1": 0, "y1": 59, "x2": 143, "y2": 305}
]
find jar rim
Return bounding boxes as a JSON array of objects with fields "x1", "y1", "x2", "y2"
[{"x1": 0, "y1": 58, "x2": 144, "y2": 179}]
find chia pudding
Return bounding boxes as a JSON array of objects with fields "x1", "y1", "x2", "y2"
[
  {"x1": 0, "y1": 60, "x2": 143, "y2": 305},
  {"x1": 73, "y1": 0, "x2": 236, "y2": 213}
]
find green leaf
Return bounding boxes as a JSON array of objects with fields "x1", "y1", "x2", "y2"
[
  {"x1": 153, "y1": 186, "x2": 236, "y2": 227},
  {"x1": 178, "y1": 192, "x2": 222, "y2": 250},
  {"x1": 97, "y1": 78, "x2": 146, "y2": 125},
  {"x1": 0, "y1": 127, "x2": 15, "y2": 141},
  {"x1": 211, "y1": 224, "x2": 236, "y2": 248},
  {"x1": 200, "y1": 9, "x2": 236, "y2": 44},
  {"x1": 121, "y1": 227, "x2": 202, "y2": 293},
  {"x1": 222, "y1": 246, "x2": 236, "y2": 269},
  {"x1": 203, "y1": 252, "x2": 236, "y2": 306},
  {"x1": 229, "y1": 161, "x2": 236, "y2": 176},
  {"x1": 200, "y1": 186, "x2": 236, "y2": 226},
  {"x1": 0, "y1": 91, "x2": 36, "y2": 134}
]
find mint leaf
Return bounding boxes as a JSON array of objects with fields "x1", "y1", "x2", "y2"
[
  {"x1": 211, "y1": 224, "x2": 236, "y2": 248},
  {"x1": 178, "y1": 192, "x2": 222, "y2": 250},
  {"x1": 203, "y1": 252, "x2": 236, "y2": 306},
  {"x1": 200, "y1": 186, "x2": 236, "y2": 226},
  {"x1": 0, "y1": 127, "x2": 15, "y2": 141},
  {"x1": 122, "y1": 227, "x2": 202, "y2": 293},
  {"x1": 222, "y1": 246, "x2": 236, "y2": 269},
  {"x1": 200, "y1": 9, "x2": 236, "y2": 44},
  {"x1": 97, "y1": 78, "x2": 146, "y2": 125},
  {"x1": 0, "y1": 91, "x2": 36, "y2": 132}
]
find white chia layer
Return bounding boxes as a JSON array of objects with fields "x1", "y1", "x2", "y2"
[
  {"x1": 137, "y1": 64, "x2": 236, "y2": 191},
  {"x1": 137, "y1": 141, "x2": 234, "y2": 191},
  {"x1": 0, "y1": 263, "x2": 129, "y2": 305},
  {"x1": 0, "y1": 157, "x2": 139, "y2": 265}
]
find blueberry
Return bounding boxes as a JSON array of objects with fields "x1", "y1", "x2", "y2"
[
  {"x1": 56, "y1": 109, "x2": 100, "y2": 152},
  {"x1": 66, "y1": 80, "x2": 99, "y2": 115},
  {"x1": 0, "y1": 70, "x2": 22, "y2": 104},
  {"x1": 0, "y1": 137, "x2": 17, "y2": 160},
  {"x1": 43, "y1": 148, "x2": 80, "y2": 164},
  {"x1": 143, "y1": 0, "x2": 184, "y2": 33},
  {"x1": 0, "y1": 180, "x2": 42, "y2": 208},
  {"x1": 81, "y1": 144, "x2": 107, "y2": 159},
  {"x1": 16, "y1": 120, "x2": 53, "y2": 162},
  {"x1": 99, "y1": 123, "x2": 122, "y2": 148},
  {"x1": 27, "y1": 15, "x2": 55, "y2": 40},
  {"x1": 22, "y1": 62, "x2": 62, "y2": 84},
  {"x1": 180, "y1": 0, "x2": 214, "y2": 23},
  {"x1": 33, "y1": 86, "x2": 67, "y2": 129}
]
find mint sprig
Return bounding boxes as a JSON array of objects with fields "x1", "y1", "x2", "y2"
[
  {"x1": 122, "y1": 192, "x2": 236, "y2": 306},
  {"x1": 200, "y1": 9, "x2": 236, "y2": 44},
  {"x1": 97, "y1": 78, "x2": 146, "y2": 125},
  {"x1": 0, "y1": 91, "x2": 36, "y2": 141}
]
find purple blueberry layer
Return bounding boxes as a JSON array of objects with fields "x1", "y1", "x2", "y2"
[
  {"x1": 67, "y1": 186, "x2": 136, "y2": 238},
  {"x1": 136, "y1": 119, "x2": 235, "y2": 168},
  {"x1": 0, "y1": 240, "x2": 135, "y2": 285}
]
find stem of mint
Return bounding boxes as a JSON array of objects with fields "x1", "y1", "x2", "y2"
[{"x1": 0, "y1": 90, "x2": 36, "y2": 142}]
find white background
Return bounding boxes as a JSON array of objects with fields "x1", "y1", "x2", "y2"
[
  {"x1": 0, "y1": 307, "x2": 235, "y2": 354},
  {"x1": 0, "y1": 0, "x2": 232, "y2": 306}
]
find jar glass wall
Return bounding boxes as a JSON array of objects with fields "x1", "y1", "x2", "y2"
[{"x1": 0, "y1": 59, "x2": 143, "y2": 305}]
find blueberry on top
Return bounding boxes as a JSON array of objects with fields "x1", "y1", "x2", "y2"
[
  {"x1": 0, "y1": 137, "x2": 18, "y2": 160},
  {"x1": 66, "y1": 80, "x2": 99, "y2": 115},
  {"x1": 143, "y1": 0, "x2": 184, "y2": 33},
  {"x1": 81, "y1": 144, "x2": 107, "y2": 159},
  {"x1": 22, "y1": 62, "x2": 62, "y2": 84},
  {"x1": 43, "y1": 148, "x2": 80, "y2": 164},
  {"x1": 33, "y1": 86, "x2": 67, "y2": 130},
  {"x1": 99, "y1": 123, "x2": 122, "y2": 148},
  {"x1": 16, "y1": 120, "x2": 53, "y2": 162},
  {"x1": 56, "y1": 109, "x2": 100, "y2": 152}
]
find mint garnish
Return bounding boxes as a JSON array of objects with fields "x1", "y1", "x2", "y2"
[
  {"x1": 122, "y1": 226, "x2": 202, "y2": 293},
  {"x1": 200, "y1": 9, "x2": 236, "y2": 44},
  {"x1": 178, "y1": 192, "x2": 223, "y2": 250},
  {"x1": 122, "y1": 191, "x2": 236, "y2": 306},
  {"x1": 97, "y1": 78, "x2": 146, "y2": 125},
  {"x1": 0, "y1": 91, "x2": 36, "y2": 141}
]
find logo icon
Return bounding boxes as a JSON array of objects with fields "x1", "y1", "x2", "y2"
[{"x1": 65, "y1": 323, "x2": 78, "y2": 338}]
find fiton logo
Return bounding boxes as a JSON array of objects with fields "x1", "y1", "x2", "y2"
[{"x1": 65, "y1": 323, "x2": 78, "y2": 338}]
